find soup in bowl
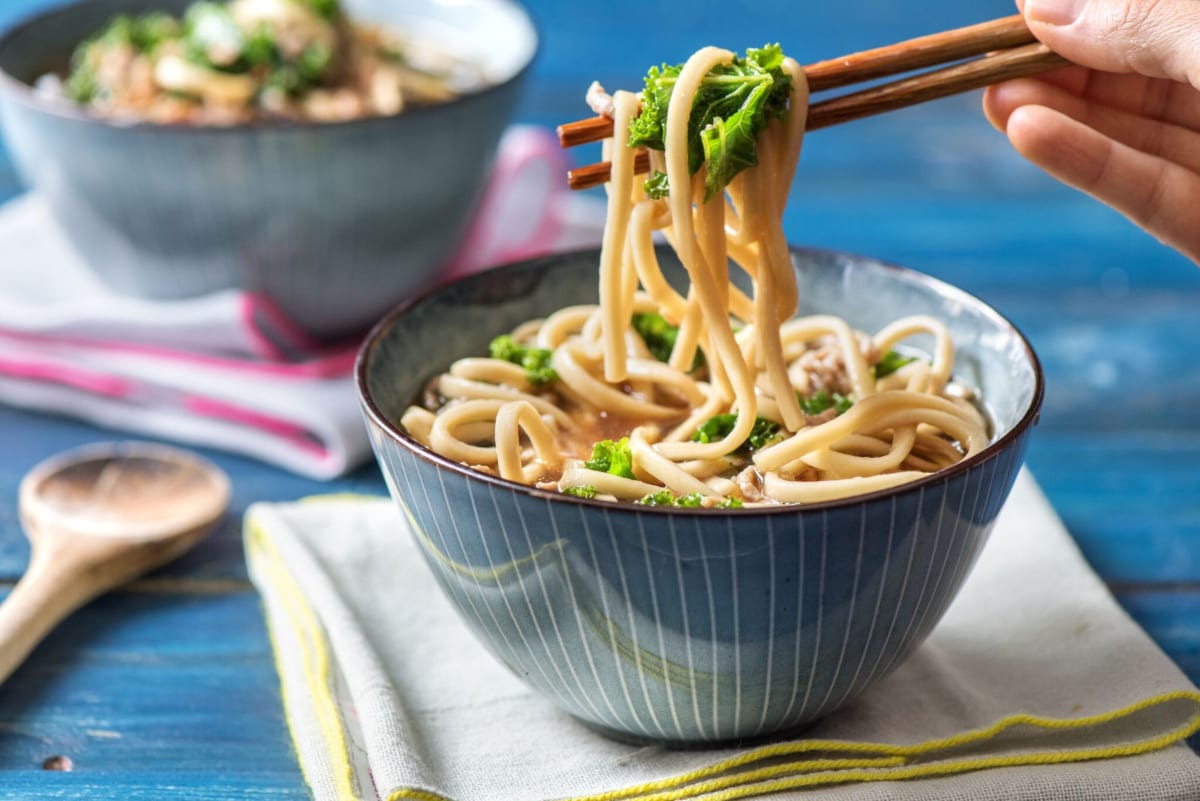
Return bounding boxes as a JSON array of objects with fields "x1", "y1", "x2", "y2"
[{"x1": 356, "y1": 245, "x2": 1043, "y2": 744}]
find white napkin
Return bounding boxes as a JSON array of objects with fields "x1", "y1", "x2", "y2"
[
  {"x1": 0, "y1": 127, "x2": 606, "y2": 478},
  {"x1": 244, "y1": 470, "x2": 1200, "y2": 800}
]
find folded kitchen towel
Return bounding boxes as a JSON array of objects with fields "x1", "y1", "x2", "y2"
[
  {"x1": 244, "y1": 469, "x2": 1200, "y2": 800},
  {"x1": 0, "y1": 126, "x2": 606, "y2": 478}
]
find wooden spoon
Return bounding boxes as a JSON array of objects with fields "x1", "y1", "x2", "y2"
[{"x1": 0, "y1": 442, "x2": 231, "y2": 685}]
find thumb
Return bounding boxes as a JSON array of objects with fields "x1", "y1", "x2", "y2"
[{"x1": 1022, "y1": 0, "x2": 1200, "y2": 86}]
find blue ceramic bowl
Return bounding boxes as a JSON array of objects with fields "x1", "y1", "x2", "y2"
[
  {"x1": 356, "y1": 246, "x2": 1043, "y2": 744},
  {"x1": 0, "y1": 0, "x2": 537, "y2": 339}
]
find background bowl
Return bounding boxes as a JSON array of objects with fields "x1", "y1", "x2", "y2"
[
  {"x1": 0, "y1": 0, "x2": 537, "y2": 339},
  {"x1": 357, "y1": 246, "x2": 1043, "y2": 744}
]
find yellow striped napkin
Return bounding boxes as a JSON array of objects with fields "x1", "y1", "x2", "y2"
[{"x1": 244, "y1": 470, "x2": 1200, "y2": 801}]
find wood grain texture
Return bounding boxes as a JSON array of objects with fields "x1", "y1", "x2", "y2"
[{"x1": 0, "y1": 590, "x2": 305, "y2": 792}]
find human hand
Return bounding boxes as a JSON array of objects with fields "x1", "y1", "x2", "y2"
[{"x1": 982, "y1": 0, "x2": 1200, "y2": 263}]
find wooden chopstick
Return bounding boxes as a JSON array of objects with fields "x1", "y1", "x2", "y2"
[
  {"x1": 560, "y1": 15, "x2": 1068, "y2": 191},
  {"x1": 803, "y1": 13, "x2": 1037, "y2": 92},
  {"x1": 805, "y1": 42, "x2": 1065, "y2": 131}
]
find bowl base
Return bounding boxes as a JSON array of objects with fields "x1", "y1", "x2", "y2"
[{"x1": 568, "y1": 713, "x2": 820, "y2": 750}]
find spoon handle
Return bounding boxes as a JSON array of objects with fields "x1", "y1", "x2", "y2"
[{"x1": 0, "y1": 545, "x2": 101, "y2": 686}]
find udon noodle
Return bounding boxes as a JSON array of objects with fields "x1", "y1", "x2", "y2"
[{"x1": 401, "y1": 45, "x2": 990, "y2": 507}]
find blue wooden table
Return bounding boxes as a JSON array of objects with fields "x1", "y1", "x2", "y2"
[{"x1": 1, "y1": 0, "x2": 1198, "y2": 796}]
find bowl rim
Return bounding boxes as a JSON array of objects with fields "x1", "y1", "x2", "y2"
[
  {"x1": 0, "y1": 0, "x2": 539, "y2": 134},
  {"x1": 356, "y1": 244, "x2": 1045, "y2": 515}
]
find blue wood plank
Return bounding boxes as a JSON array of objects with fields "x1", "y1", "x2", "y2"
[
  {"x1": 0, "y1": 589, "x2": 306, "y2": 792},
  {"x1": 1117, "y1": 590, "x2": 1200, "y2": 683},
  {"x1": 989, "y1": 290, "x2": 1200, "y2": 430},
  {"x1": 1030, "y1": 434, "x2": 1200, "y2": 584},
  {"x1": 0, "y1": 775, "x2": 307, "y2": 799}
]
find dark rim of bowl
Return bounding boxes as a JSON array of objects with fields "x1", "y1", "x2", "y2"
[
  {"x1": 356, "y1": 245, "x2": 1046, "y2": 515},
  {"x1": 0, "y1": 0, "x2": 539, "y2": 134}
]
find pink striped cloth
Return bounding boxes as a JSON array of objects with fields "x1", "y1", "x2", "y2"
[{"x1": 0, "y1": 126, "x2": 605, "y2": 478}]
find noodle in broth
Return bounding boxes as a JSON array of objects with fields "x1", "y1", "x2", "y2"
[{"x1": 401, "y1": 45, "x2": 989, "y2": 507}]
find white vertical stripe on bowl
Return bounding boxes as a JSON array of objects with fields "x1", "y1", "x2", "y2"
[
  {"x1": 581, "y1": 505, "x2": 653, "y2": 738},
  {"x1": 857, "y1": 488, "x2": 924, "y2": 698},
  {"x1": 668, "y1": 514, "x2": 708, "y2": 740},
  {"x1": 811, "y1": 506, "x2": 866, "y2": 721},
  {"x1": 606, "y1": 505, "x2": 671, "y2": 740},
  {"x1": 635, "y1": 511, "x2": 687, "y2": 740},
  {"x1": 545, "y1": 498, "x2": 627, "y2": 729}
]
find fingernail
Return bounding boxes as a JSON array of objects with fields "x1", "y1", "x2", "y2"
[{"x1": 1025, "y1": 0, "x2": 1085, "y2": 25}]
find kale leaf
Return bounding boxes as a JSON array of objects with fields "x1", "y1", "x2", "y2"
[
  {"x1": 635, "y1": 490, "x2": 742, "y2": 508},
  {"x1": 643, "y1": 170, "x2": 670, "y2": 199},
  {"x1": 691, "y1": 414, "x2": 780, "y2": 451},
  {"x1": 98, "y1": 12, "x2": 179, "y2": 52},
  {"x1": 585, "y1": 438, "x2": 635, "y2": 479},
  {"x1": 631, "y1": 312, "x2": 704, "y2": 371},
  {"x1": 562, "y1": 485, "x2": 597, "y2": 499},
  {"x1": 489, "y1": 335, "x2": 558, "y2": 386},
  {"x1": 874, "y1": 350, "x2": 918, "y2": 379},
  {"x1": 636, "y1": 491, "x2": 706, "y2": 508},
  {"x1": 631, "y1": 312, "x2": 677, "y2": 363},
  {"x1": 628, "y1": 45, "x2": 792, "y2": 201},
  {"x1": 799, "y1": 390, "x2": 854, "y2": 416},
  {"x1": 65, "y1": 11, "x2": 180, "y2": 102},
  {"x1": 636, "y1": 489, "x2": 676, "y2": 506},
  {"x1": 301, "y1": 0, "x2": 342, "y2": 20}
]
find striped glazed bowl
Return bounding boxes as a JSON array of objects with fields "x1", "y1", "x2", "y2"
[
  {"x1": 356, "y1": 246, "x2": 1043, "y2": 744},
  {"x1": 0, "y1": 0, "x2": 537, "y2": 340}
]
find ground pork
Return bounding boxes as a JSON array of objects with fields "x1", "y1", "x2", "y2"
[{"x1": 586, "y1": 81, "x2": 615, "y2": 118}]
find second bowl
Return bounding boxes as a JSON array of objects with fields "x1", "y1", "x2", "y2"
[{"x1": 0, "y1": 0, "x2": 538, "y2": 338}]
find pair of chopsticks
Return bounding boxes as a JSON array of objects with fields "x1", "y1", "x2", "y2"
[{"x1": 559, "y1": 14, "x2": 1067, "y2": 190}]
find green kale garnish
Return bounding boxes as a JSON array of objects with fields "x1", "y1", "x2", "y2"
[
  {"x1": 691, "y1": 413, "x2": 736, "y2": 443},
  {"x1": 799, "y1": 390, "x2": 854, "y2": 416},
  {"x1": 489, "y1": 334, "x2": 523, "y2": 363},
  {"x1": 93, "y1": 12, "x2": 180, "y2": 52},
  {"x1": 562, "y1": 485, "x2": 597, "y2": 499},
  {"x1": 747, "y1": 416, "x2": 783, "y2": 449},
  {"x1": 874, "y1": 350, "x2": 919, "y2": 379},
  {"x1": 296, "y1": 42, "x2": 333, "y2": 82},
  {"x1": 183, "y1": 4, "x2": 330, "y2": 89},
  {"x1": 241, "y1": 26, "x2": 279, "y2": 68},
  {"x1": 643, "y1": 170, "x2": 670, "y2": 199},
  {"x1": 631, "y1": 312, "x2": 704, "y2": 371},
  {"x1": 636, "y1": 490, "x2": 707, "y2": 508},
  {"x1": 64, "y1": 63, "x2": 99, "y2": 103},
  {"x1": 64, "y1": 11, "x2": 180, "y2": 102},
  {"x1": 631, "y1": 312, "x2": 678, "y2": 363},
  {"x1": 300, "y1": 0, "x2": 342, "y2": 20},
  {"x1": 636, "y1": 489, "x2": 676, "y2": 506},
  {"x1": 628, "y1": 45, "x2": 792, "y2": 201},
  {"x1": 124, "y1": 12, "x2": 179, "y2": 52},
  {"x1": 585, "y1": 438, "x2": 635, "y2": 479},
  {"x1": 489, "y1": 335, "x2": 558, "y2": 386},
  {"x1": 691, "y1": 414, "x2": 780, "y2": 451},
  {"x1": 717, "y1": 497, "x2": 744, "y2": 509}
]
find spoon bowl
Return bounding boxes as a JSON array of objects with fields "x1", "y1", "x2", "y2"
[{"x1": 0, "y1": 442, "x2": 230, "y2": 686}]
